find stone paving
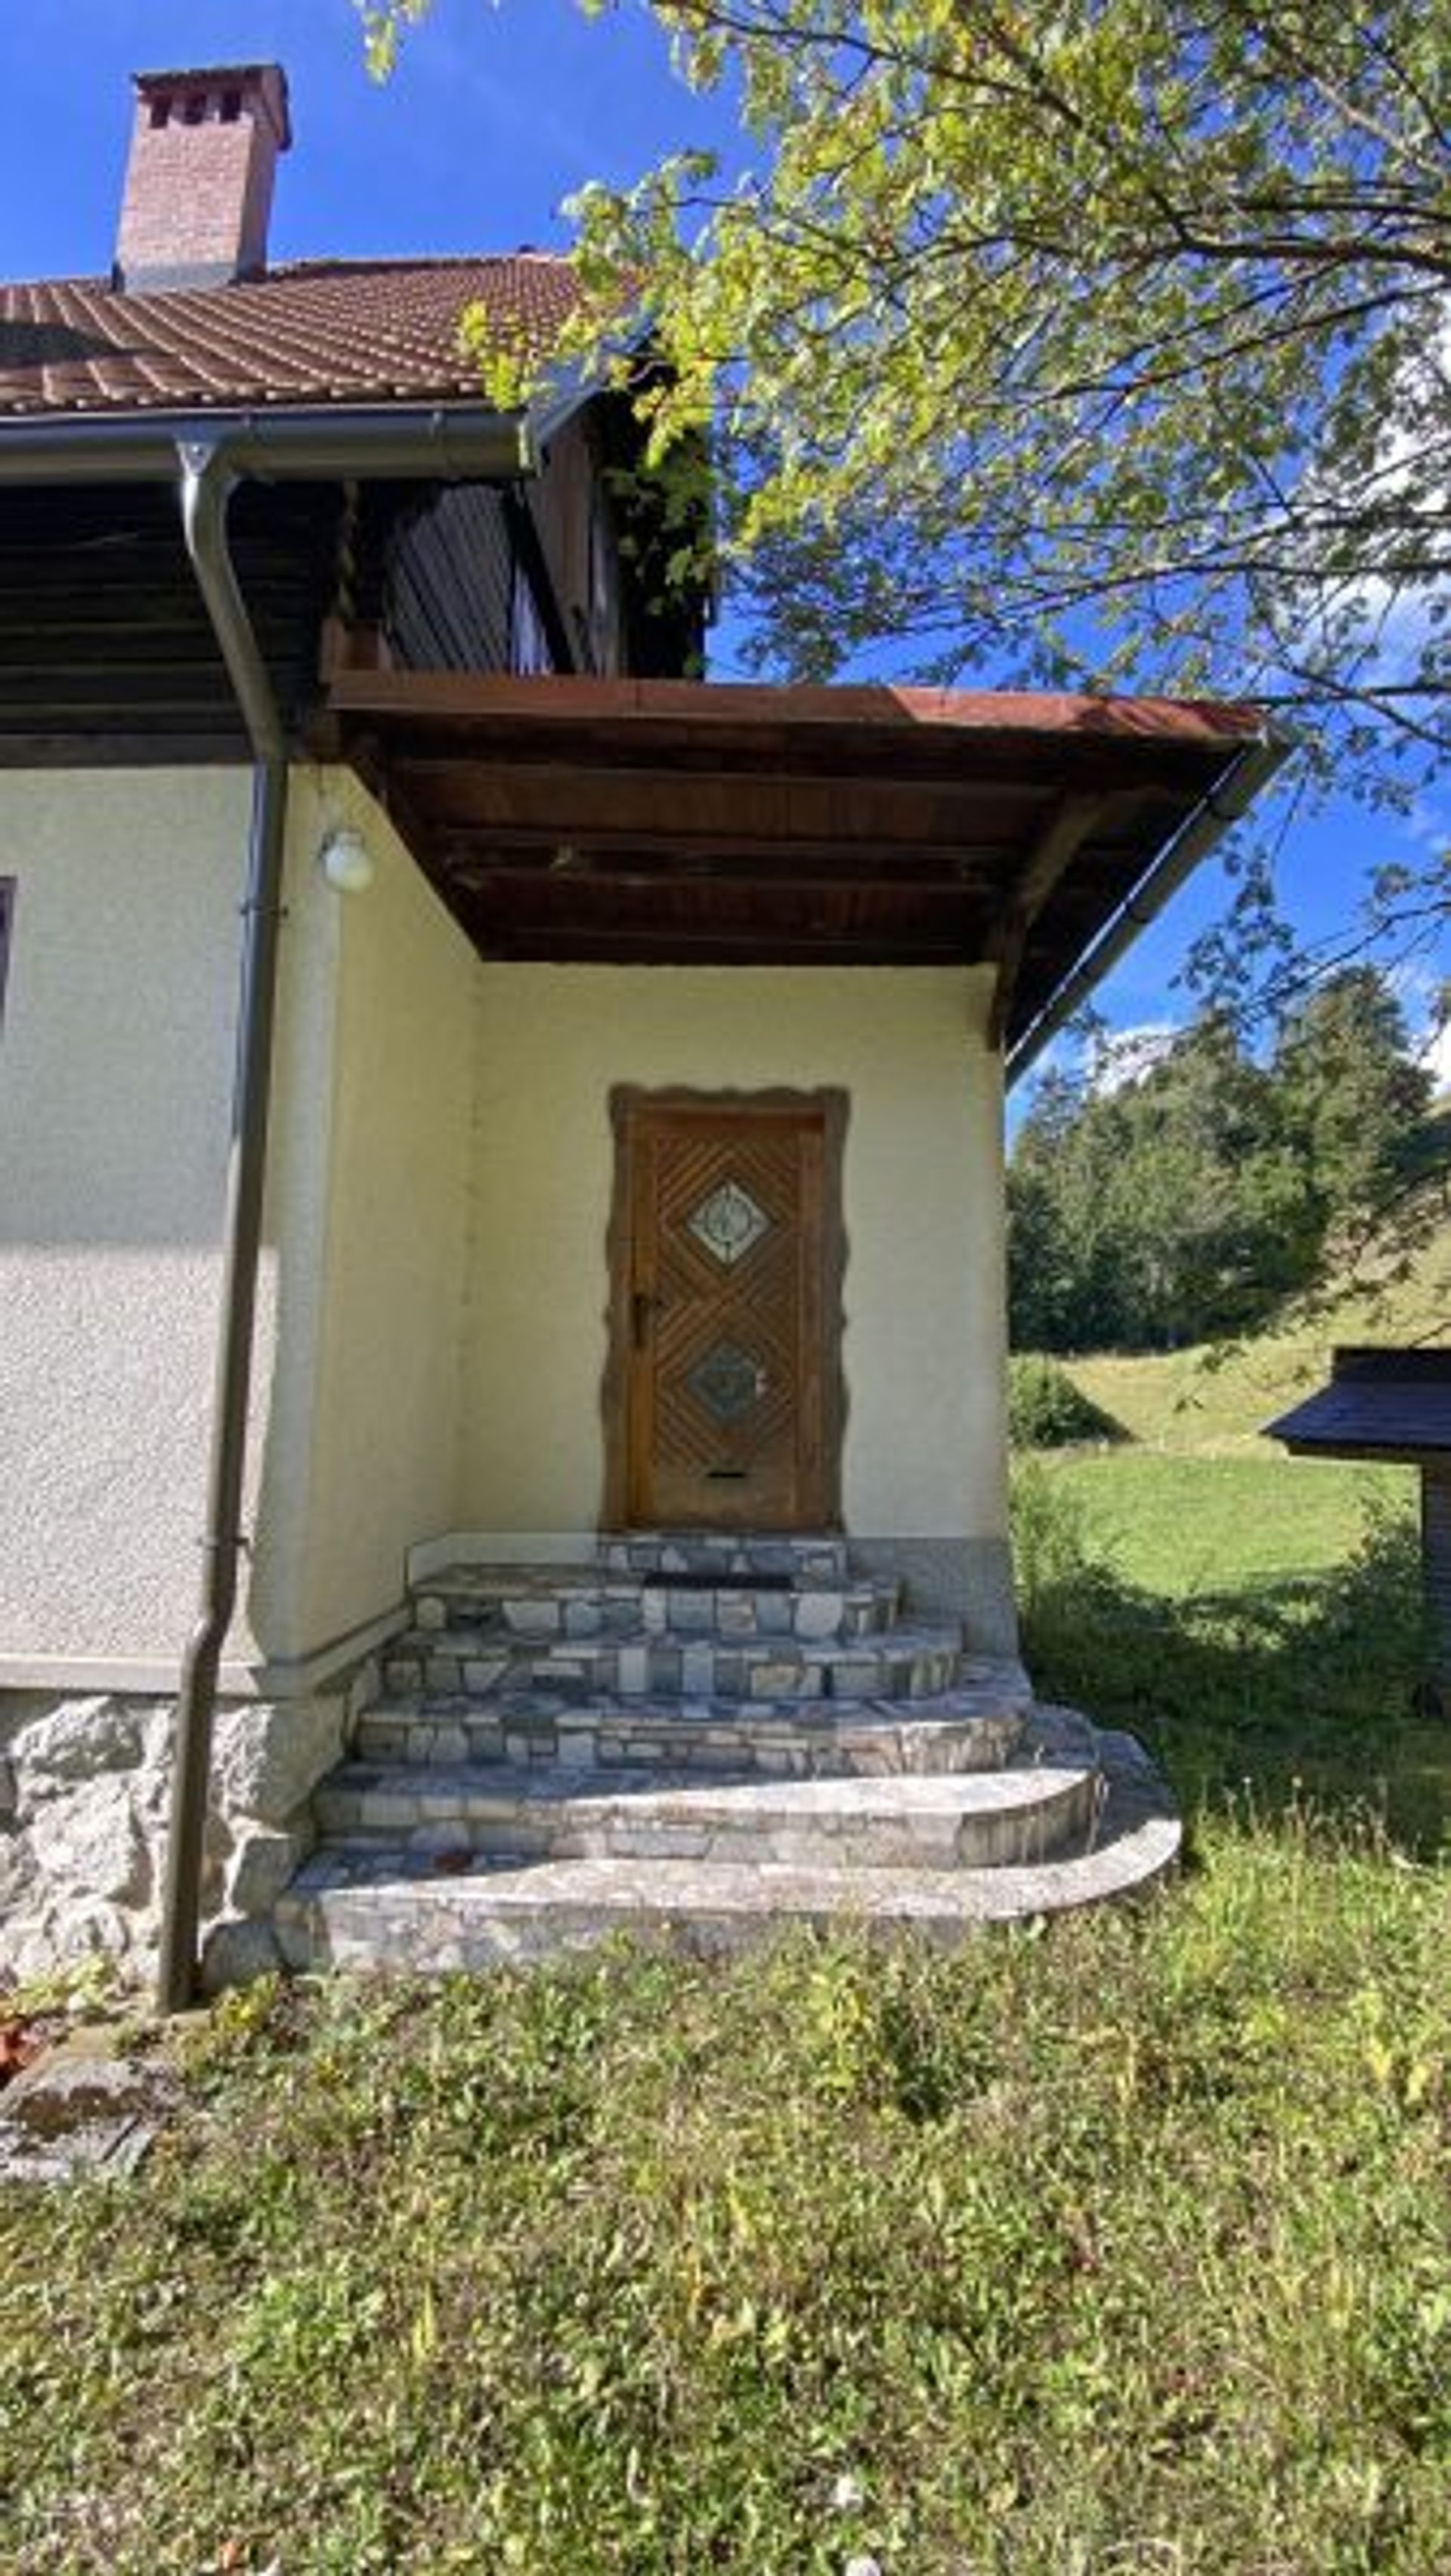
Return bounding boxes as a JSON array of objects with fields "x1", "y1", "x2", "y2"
[
  {"x1": 355, "y1": 1673, "x2": 1032, "y2": 1779},
  {"x1": 315, "y1": 1745, "x2": 1100, "y2": 1871},
  {"x1": 282, "y1": 1543, "x2": 1180, "y2": 1974}
]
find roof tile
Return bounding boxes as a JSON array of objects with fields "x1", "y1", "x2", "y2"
[{"x1": 0, "y1": 255, "x2": 581, "y2": 416}]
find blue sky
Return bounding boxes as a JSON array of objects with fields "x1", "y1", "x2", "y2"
[{"x1": 2, "y1": 0, "x2": 1445, "y2": 1078}]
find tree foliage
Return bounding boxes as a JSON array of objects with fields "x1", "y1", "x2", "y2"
[
  {"x1": 1008, "y1": 968, "x2": 1442, "y2": 1351},
  {"x1": 366, "y1": 0, "x2": 1451, "y2": 796},
  {"x1": 1007, "y1": 1353, "x2": 1127, "y2": 1448}
]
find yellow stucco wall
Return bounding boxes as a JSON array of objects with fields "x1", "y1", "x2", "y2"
[
  {"x1": 2, "y1": 776, "x2": 1010, "y2": 1673},
  {"x1": 461, "y1": 965, "x2": 1008, "y2": 1547},
  {"x1": 253, "y1": 781, "x2": 480, "y2": 1667}
]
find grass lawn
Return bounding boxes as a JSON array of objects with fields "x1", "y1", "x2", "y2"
[
  {"x1": 1047, "y1": 1451, "x2": 1412, "y2": 1593},
  {"x1": 2, "y1": 1854, "x2": 1446, "y2": 2576},
  {"x1": 2, "y1": 1407, "x2": 1447, "y2": 2568}
]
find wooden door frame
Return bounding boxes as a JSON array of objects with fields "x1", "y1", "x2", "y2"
[{"x1": 602, "y1": 1085, "x2": 849, "y2": 1530}]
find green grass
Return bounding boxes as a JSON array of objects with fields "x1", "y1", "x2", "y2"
[
  {"x1": 1009, "y1": 1221, "x2": 1450, "y2": 1850},
  {"x1": 1047, "y1": 1451, "x2": 1412, "y2": 1592},
  {"x1": 1015, "y1": 1456, "x2": 1447, "y2": 1858},
  {"x1": 3, "y1": 1290, "x2": 1449, "y2": 2571},
  {"x1": 2, "y1": 1870, "x2": 1446, "y2": 2574}
]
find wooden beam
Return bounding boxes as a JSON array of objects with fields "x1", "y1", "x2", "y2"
[
  {"x1": 466, "y1": 924, "x2": 978, "y2": 966},
  {"x1": 0, "y1": 729, "x2": 246, "y2": 766},
  {"x1": 988, "y1": 792, "x2": 1106, "y2": 1048},
  {"x1": 385, "y1": 749, "x2": 1048, "y2": 826},
  {"x1": 327, "y1": 667, "x2": 1266, "y2": 751},
  {"x1": 438, "y1": 840, "x2": 1009, "y2": 892}
]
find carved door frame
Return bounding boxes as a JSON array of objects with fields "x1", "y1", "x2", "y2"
[{"x1": 602, "y1": 1085, "x2": 848, "y2": 1530}]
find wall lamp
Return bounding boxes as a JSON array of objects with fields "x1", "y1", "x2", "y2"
[{"x1": 318, "y1": 824, "x2": 375, "y2": 895}]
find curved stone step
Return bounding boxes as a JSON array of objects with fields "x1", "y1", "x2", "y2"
[
  {"x1": 354, "y1": 1668, "x2": 1034, "y2": 1779},
  {"x1": 413, "y1": 1565, "x2": 900, "y2": 1645},
  {"x1": 383, "y1": 1620, "x2": 967, "y2": 1705},
  {"x1": 277, "y1": 1731, "x2": 1179, "y2": 1973},
  {"x1": 316, "y1": 1755, "x2": 1098, "y2": 1872}
]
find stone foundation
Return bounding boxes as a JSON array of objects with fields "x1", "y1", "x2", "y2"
[
  {"x1": 849, "y1": 1535, "x2": 1018, "y2": 1651},
  {"x1": 0, "y1": 1683, "x2": 357, "y2": 1995}
]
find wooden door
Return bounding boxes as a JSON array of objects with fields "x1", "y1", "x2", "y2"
[{"x1": 606, "y1": 1090, "x2": 846, "y2": 1531}]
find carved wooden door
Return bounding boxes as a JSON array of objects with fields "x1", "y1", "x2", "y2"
[{"x1": 608, "y1": 1091, "x2": 844, "y2": 1530}]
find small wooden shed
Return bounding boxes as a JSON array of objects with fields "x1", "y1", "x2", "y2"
[{"x1": 1265, "y1": 1347, "x2": 1451, "y2": 1701}]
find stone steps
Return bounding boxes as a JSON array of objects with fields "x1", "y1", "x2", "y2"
[
  {"x1": 315, "y1": 1754, "x2": 1099, "y2": 1871},
  {"x1": 414, "y1": 1563, "x2": 900, "y2": 1643},
  {"x1": 355, "y1": 1668, "x2": 1034, "y2": 1779},
  {"x1": 383, "y1": 1618, "x2": 965, "y2": 1705},
  {"x1": 271, "y1": 1528, "x2": 1181, "y2": 1977},
  {"x1": 599, "y1": 1532, "x2": 852, "y2": 1581},
  {"x1": 277, "y1": 1729, "x2": 1180, "y2": 1974}
]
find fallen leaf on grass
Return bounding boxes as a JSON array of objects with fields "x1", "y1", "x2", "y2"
[{"x1": 0, "y1": 2016, "x2": 47, "y2": 2087}]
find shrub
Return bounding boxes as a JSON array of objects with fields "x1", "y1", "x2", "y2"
[{"x1": 1008, "y1": 1351, "x2": 1126, "y2": 1448}]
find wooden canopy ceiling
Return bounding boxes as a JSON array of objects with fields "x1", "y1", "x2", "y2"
[{"x1": 320, "y1": 673, "x2": 1271, "y2": 1057}]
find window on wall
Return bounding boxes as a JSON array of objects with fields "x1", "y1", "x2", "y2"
[{"x1": 0, "y1": 878, "x2": 12, "y2": 1028}]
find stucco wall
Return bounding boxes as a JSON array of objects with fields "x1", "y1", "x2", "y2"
[
  {"x1": 0, "y1": 772, "x2": 254, "y2": 1666},
  {"x1": 461, "y1": 966, "x2": 1008, "y2": 1553},
  {"x1": 253, "y1": 784, "x2": 480, "y2": 1666},
  {"x1": 2, "y1": 780, "x2": 1008, "y2": 1670},
  {"x1": 0, "y1": 766, "x2": 478, "y2": 1680}
]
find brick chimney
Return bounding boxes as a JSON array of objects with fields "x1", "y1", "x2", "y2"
[{"x1": 113, "y1": 64, "x2": 292, "y2": 292}]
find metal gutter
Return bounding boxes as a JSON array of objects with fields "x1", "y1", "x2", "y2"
[
  {"x1": 1004, "y1": 729, "x2": 1295, "y2": 1090},
  {"x1": 0, "y1": 404, "x2": 534, "y2": 485},
  {"x1": 0, "y1": 396, "x2": 540, "y2": 2010}
]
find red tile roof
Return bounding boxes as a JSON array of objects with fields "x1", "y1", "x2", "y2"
[{"x1": 0, "y1": 255, "x2": 581, "y2": 416}]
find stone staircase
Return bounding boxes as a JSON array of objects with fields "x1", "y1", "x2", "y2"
[{"x1": 275, "y1": 1534, "x2": 1180, "y2": 1973}]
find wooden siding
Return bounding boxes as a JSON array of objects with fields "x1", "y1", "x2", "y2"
[
  {"x1": 0, "y1": 391, "x2": 704, "y2": 760},
  {"x1": 530, "y1": 413, "x2": 609, "y2": 677},
  {"x1": 0, "y1": 479, "x2": 345, "y2": 761},
  {"x1": 367, "y1": 481, "x2": 521, "y2": 674}
]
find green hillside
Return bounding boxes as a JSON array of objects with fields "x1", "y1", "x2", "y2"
[{"x1": 1066, "y1": 1206, "x2": 1451, "y2": 1457}]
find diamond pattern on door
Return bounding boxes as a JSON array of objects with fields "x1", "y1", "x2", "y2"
[
  {"x1": 688, "y1": 1339, "x2": 766, "y2": 1426},
  {"x1": 686, "y1": 1178, "x2": 770, "y2": 1268}
]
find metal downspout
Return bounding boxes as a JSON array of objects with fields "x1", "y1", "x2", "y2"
[
  {"x1": 1004, "y1": 729, "x2": 1295, "y2": 1090},
  {"x1": 155, "y1": 444, "x2": 289, "y2": 2014}
]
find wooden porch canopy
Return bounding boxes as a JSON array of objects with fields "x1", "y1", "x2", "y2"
[{"x1": 321, "y1": 673, "x2": 1274, "y2": 1058}]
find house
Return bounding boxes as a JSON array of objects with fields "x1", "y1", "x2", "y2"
[{"x1": 0, "y1": 64, "x2": 1287, "y2": 2000}]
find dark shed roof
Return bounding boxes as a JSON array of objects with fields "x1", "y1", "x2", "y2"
[{"x1": 1264, "y1": 1347, "x2": 1451, "y2": 1465}]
